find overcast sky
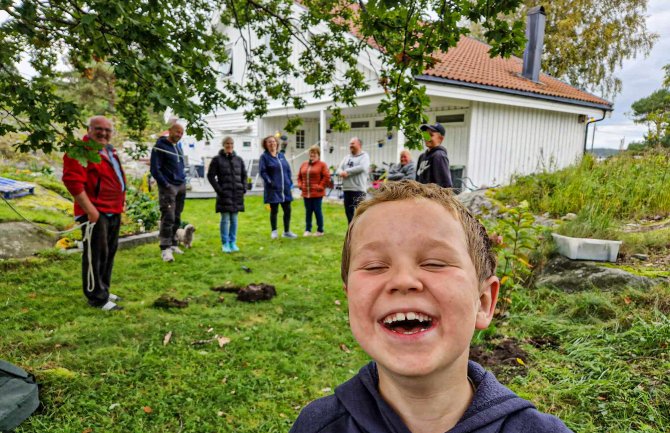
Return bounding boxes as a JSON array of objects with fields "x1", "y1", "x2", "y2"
[{"x1": 592, "y1": 0, "x2": 670, "y2": 149}]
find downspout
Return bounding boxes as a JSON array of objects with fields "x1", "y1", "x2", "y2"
[{"x1": 583, "y1": 110, "x2": 607, "y2": 154}]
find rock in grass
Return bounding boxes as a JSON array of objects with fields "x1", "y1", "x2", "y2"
[
  {"x1": 536, "y1": 256, "x2": 656, "y2": 292},
  {"x1": 153, "y1": 294, "x2": 189, "y2": 308}
]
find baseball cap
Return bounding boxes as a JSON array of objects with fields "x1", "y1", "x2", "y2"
[{"x1": 420, "y1": 123, "x2": 445, "y2": 136}]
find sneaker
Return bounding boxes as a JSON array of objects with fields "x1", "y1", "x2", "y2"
[
  {"x1": 282, "y1": 231, "x2": 298, "y2": 239},
  {"x1": 303, "y1": 231, "x2": 312, "y2": 237},
  {"x1": 108, "y1": 293, "x2": 123, "y2": 302},
  {"x1": 314, "y1": 231, "x2": 324, "y2": 237},
  {"x1": 97, "y1": 301, "x2": 123, "y2": 311},
  {"x1": 171, "y1": 246, "x2": 184, "y2": 254},
  {"x1": 161, "y1": 249, "x2": 174, "y2": 262},
  {"x1": 222, "y1": 243, "x2": 231, "y2": 253},
  {"x1": 230, "y1": 242, "x2": 240, "y2": 252},
  {"x1": 271, "y1": 230, "x2": 279, "y2": 239}
]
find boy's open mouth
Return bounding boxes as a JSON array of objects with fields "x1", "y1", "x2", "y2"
[{"x1": 381, "y1": 312, "x2": 433, "y2": 335}]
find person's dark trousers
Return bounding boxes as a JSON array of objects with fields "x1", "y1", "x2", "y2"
[
  {"x1": 343, "y1": 191, "x2": 366, "y2": 224},
  {"x1": 158, "y1": 183, "x2": 187, "y2": 249},
  {"x1": 304, "y1": 197, "x2": 324, "y2": 232},
  {"x1": 269, "y1": 201, "x2": 292, "y2": 232},
  {"x1": 80, "y1": 213, "x2": 121, "y2": 307}
]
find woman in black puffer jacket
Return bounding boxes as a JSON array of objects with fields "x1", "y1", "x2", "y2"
[{"x1": 207, "y1": 136, "x2": 247, "y2": 253}]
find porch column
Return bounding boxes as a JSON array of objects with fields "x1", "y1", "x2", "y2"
[
  {"x1": 396, "y1": 128, "x2": 406, "y2": 161},
  {"x1": 319, "y1": 108, "x2": 328, "y2": 164}
]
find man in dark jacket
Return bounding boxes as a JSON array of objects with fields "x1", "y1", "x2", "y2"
[
  {"x1": 62, "y1": 116, "x2": 126, "y2": 311},
  {"x1": 150, "y1": 123, "x2": 187, "y2": 262},
  {"x1": 415, "y1": 122, "x2": 453, "y2": 188}
]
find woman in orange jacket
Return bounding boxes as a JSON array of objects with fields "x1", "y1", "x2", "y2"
[{"x1": 297, "y1": 145, "x2": 331, "y2": 237}]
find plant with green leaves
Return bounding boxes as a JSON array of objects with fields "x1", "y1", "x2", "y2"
[
  {"x1": 484, "y1": 200, "x2": 545, "y2": 317},
  {"x1": 1, "y1": 0, "x2": 525, "y2": 161},
  {"x1": 125, "y1": 184, "x2": 160, "y2": 232}
]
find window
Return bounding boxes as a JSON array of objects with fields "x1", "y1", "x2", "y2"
[
  {"x1": 296, "y1": 130, "x2": 305, "y2": 149},
  {"x1": 435, "y1": 114, "x2": 465, "y2": 124},
  {"x1": 243, "y1": 141, "x2": 251, "y2": 148},
  {"x1": 220, "y1": 46, "x2": 233, "y2": 77},
  {"x1": 350, "y1": 121, "x2": 370, "y2": 129},
  {"x1": 374, "y1": 120, "x2": 386, "y2": 128}
]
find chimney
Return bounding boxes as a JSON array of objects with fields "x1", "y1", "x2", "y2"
[{"x1": 522, "y1": 6, "x2": 546, "y2": 83}]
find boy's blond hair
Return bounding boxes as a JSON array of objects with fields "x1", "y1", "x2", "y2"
[{"x1": 341, "y1": 180, "x2": 497, "y2": 284}]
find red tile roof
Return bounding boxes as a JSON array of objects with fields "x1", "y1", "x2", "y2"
[{"x1": 423, "y1": 36, "x2": 612, "y2": 108}]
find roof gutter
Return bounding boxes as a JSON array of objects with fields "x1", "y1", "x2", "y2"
[
  {"x1": 415, "y1": 75, "x2": 614, "y2": 112},
  {"x1": 583, "y1": 110, "x2": 608, "y2": 155}
]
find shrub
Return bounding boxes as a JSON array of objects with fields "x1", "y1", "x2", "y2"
[{"x1": 125, "y1": 177, "x2": 159, "y2": 231}]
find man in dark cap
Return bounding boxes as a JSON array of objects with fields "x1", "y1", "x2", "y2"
[{"x1": 415, "y1": 122, "x2": 453, "y2": 188}]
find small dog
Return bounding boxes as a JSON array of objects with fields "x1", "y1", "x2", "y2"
[{"x1": 175, "y1": 224, "x2": 196, "y2": 248}]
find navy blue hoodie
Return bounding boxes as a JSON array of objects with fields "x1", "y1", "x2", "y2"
[
  {"x1": 415, "y1": 145, "x2": 453, "y2": 188},
  {"x1": 150, "y1": 136, "x2": 186, "y2": 187},
  {"x1": 290, "y1": 361, "x2": 573, "y2": 433}
]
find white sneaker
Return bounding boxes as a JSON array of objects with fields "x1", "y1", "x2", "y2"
[
  {"x1": 108, "y1": 293, "x2": 123, "y2": 302},
  {"x1": 271, "y1": 230, "x2": 279, "y2": 239},
  {"x1": 171, "y1": 246, "x2": 184, "y2": 254},
  {"x1": 282, "y1": 231, "x2": 298, "y2": 239},
  {"x1": 303, "y1": 231, "x2": 312, "y2": 237},
  {"x1": 161, "y1": 249, "x2": 174, "y2": 262}
]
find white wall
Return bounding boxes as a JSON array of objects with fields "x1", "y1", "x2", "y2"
[{"x1": 467, "y1": 101, "x2": 585, "y2": 188}]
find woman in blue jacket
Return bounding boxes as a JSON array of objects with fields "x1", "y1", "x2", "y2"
[{"x1": 259, "y1": 136, "x2": 297, "y2": 239}]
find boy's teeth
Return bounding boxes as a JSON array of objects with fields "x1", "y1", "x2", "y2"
[{"x1": 383, "y1": 312, "x2": 431, "y2": 323}]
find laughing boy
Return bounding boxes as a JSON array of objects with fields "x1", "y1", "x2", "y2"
[{"x1": 290, "y1": 181, "x2": 573, "y2": 433}]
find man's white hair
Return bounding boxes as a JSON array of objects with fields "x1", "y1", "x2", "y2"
[{"x1": 87, "y1": 115, "x2": 113, "y2": 128}]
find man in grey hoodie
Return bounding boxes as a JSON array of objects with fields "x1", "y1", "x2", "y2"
[{"x1": 337, "y1": 137, "x2": 370, "y2": 223}]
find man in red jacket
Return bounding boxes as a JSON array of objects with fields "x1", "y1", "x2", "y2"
[{"x1": 62, "y1": 116, "x2": 126, "y2": 311}]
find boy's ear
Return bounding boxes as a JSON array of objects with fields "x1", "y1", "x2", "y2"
[
  {"x1": 343, "y1": 283, "x2": 348, "y2": 294},
  {"x1": 475, "y1": 276, "x2": 499, "y2": 330}
]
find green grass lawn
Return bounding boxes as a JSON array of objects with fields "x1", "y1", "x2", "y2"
[{"x1": 1, "y1": 196, "x2": 669, "y2": 432}]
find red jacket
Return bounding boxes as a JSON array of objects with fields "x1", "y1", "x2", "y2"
[
  {"x1": 297, "y1": 160, "x2": 330, "y2": 198},
  {"x1": 62, "y1": 146, "x2": 127, "y2": 217}
]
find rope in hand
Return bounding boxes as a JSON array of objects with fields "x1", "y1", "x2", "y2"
[
  {"x1": 1, "y1": 195, "x2": 87, "y2": 235},
  {"x1": 1, "y1": 195, "x2": 98, "y2": 292},
  {"x1": 81, "y1": 220, "x2": 97, "y2": 293}
]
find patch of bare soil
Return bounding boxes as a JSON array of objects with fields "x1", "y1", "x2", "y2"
[{"x1": 470, "y1": 338, "x2": 530, "y2": 380}]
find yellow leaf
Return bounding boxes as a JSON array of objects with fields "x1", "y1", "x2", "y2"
[
  {"x1": 500, "y1": 276, "x2": 509, "y2": 285},
  {"x1": 516, "y1": 358, "x2": 525, "y2": 366}
]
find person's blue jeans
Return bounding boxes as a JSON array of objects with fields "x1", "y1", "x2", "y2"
[
  {"x1": 304, "y1": 197, "x2": 324, "y2": 232},
  {"x1": 219, "y1": 212, "x2": 238, "y2": 245}
]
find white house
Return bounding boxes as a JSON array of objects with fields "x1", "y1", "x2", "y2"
[{"x1": 187, "y1": 6, "x2": 612, "y2": 190}]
